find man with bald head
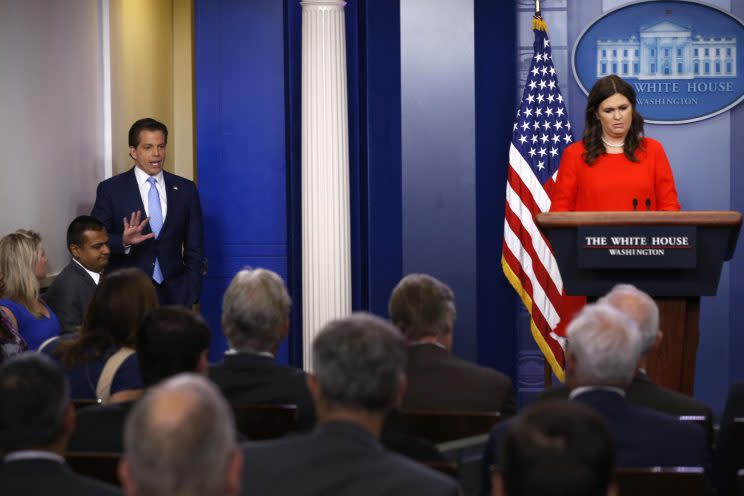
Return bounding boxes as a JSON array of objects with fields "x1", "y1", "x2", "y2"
[
  {"x1": 119, "y1": 374, "x2": 242, "y2": 496},
  {"x1": 539, "y1": 284, "x2": 712, "y2": 440}
]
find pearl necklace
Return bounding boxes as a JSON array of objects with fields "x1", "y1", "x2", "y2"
[{"x1": 601, "y1": 136, "x2": 624, "y2": 148}]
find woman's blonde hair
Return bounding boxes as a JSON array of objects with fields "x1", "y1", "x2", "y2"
[{"x1": 0, "y1": 230, "x2": 43, "y2": 315}]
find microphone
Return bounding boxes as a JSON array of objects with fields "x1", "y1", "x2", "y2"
[
  {"x1": 645, "y1": 198, "x2": 651, "y2": 211},
  {"x1": 632, "y1": 198, "x2": 638, "y2": 211}
]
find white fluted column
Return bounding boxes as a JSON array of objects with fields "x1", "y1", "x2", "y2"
[{"x1": 301, "y1": 0, "x2": 352, "y2": 370}]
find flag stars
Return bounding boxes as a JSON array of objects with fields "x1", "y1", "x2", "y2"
[
  {"x1": 540, "y1": 133, "x2": 549, "y2": 143},
  {"x1": 532, "y1": 121, "x2": 540, "y2": 130},
  {"x1": 531, "y1": 135, "x2": 538, "y2": 144},
  {"x1": 521, "y1": 122, "x2": 530, "y2": 131},
  {"x1": 535, "y1": 107, "x2": 544, "y2": 117},
  {"x1": 545, "y1": 107, "x2": 554, "y2": 117},
  {"x1": 538, "y1": 147, "x2": 547, "y2": 157},
  {"x1": 528, "y1": 80, "x2": 537, "y2": 90},
  {"x1": 554, "y1": 120, "x2": 564, "y2": 130},
  {"x1": 542, "y1": 121, "x2": 551, "y2": 130},
  {"x1": 550, "y1": 147, "x2": 559, "y2": 157},
  {"x1": 551, "y1": 135, "x2": 561, "y2": 144},
  {"x1": 531, "y1": 66, "x2": 540, "y2": 77},
  {"x1": 549, "y1": 67, "x2": 556, "y2": 76},
  {"x1": 557, "y1": 94, "x2": 564, "y2": 103},
  {"x1": 526, "y1": 93, "x2": 535, "y2": 104},
  {"x1": 556, "y1": 107, "x2": 564, "y2": 117},
  {"x1": 528, "y1": 147, "x2": 537, "y2": 157},
  {"x1": 540, "y1": 66, "x2": 548, "y2": 76},
  {"x1": 518, "y1": 135, "x2": 528, "y2": 145},
  {"x1": 563, "y1": 134, "x2": 572, "y2": 143},
  {"x1": 538, "y1": 79, "x2": 547, "y2": 90},
  {"x1": 544, "y1": 38, "x2": 550, "y2": 47},
  {"x1": 548, "y1": 80, "x2": 556, "y2": 90},
  {"x1": 536, "y1": 93, "x2": 545, "y2": 104},
  {"x1": 524, "y1": 107, "x2": 533, "y2": 117},
  {"x1": 547, "y1": 94, "x2": 555, "y2": 104},
  {"x1": 536, "y1": 160, "x2": 545, "y2": 170}
]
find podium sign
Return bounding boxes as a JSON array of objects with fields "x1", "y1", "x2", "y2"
[{"x1": 577, "y1": 226, "x2": 696, "y2": 269}]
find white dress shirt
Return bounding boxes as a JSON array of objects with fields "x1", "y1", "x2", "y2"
[
  {"x1": 73, "y1": 258, "x2": 101, "y2": 285},
  {"x1": 134, "y1": 166, "x2": 168, "y2": 220}
]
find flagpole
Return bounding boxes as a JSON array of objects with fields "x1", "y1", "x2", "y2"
[{"x1": 535, "y1": 0, "x2": 541, "y2": 17}]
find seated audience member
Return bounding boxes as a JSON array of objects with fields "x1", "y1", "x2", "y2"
[
  {"x1": 0, "y1": 353, "x2": 120, "y2": 495},
  {"x1": 389, "y1": 273, "x2": 515, "y2": 414},
  {"x1": 0, "y1": 271, "x2": 26, "y2": 360},
  {"x1": 119, "y1": 374, "x2": 242, "y2": 496},
  {"x1": 539, "y1": 284, "x2": 713, "y2": 441},
  {"x1": 0, "y1": 230, "x2": 61, "y2": 350},
  {"x1": 68, "y1": 306, "x2": 211, "y2": 452},
  {"x1": 45, "y1": 216, "x2": 111, "y2": 335},
  {"x1": 209, "y1": 268, "x2": 315, "y2": 429},
  {"x1": 241, "y1": 313, "x2": 461, "y2": 496},
  {"x1": 492, "y1": 400, "x2": 616, "y2": 496},
  {"x1": 712, "y1": 381, "x2": 744, "y2": 496},
  {"x1": 43, "y1": 268, "x2": 157, "y2": 402},
  {"x1": 481, "y1": 303, "x2": 705, "y2": 495}
]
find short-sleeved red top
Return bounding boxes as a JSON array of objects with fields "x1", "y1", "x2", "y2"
[{"x1": 550, "y1": 138, "x2": 681, "y2": 212}]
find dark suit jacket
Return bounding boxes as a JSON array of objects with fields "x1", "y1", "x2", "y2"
[
  {"x1": 480, "y1": 390, "x2": 707, "y2": 496},
  {"x1": 402, "y1": 343, "x2": 516, "y2": 416},
  {"x1": 44, "y1": 261, "x2": 97, "y2": 335},
  {"x1": 0, "y1": 457, "x2": 121, "y2": 495},
  {"x1": 67, "y1": 401, "x2": 135, "y2": 453},
  {"x1": 538, "y1": 371, "x2": 714, "y2": 445},
  {"x1": 713, "y1": 381, "x2": 744, "y2": 496},
  {"x1": 91, "y1": 167, "x2": 204, "y2": 306},
  {"x1": 209, "y1": 353, "x2": 316, "y2": 430},
  {"x1": 241, "y1": 421, "x2": 461, "y2": 496}
]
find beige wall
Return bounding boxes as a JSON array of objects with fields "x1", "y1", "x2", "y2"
[
  {"x1": 0, "y1": 0, "x2": 104, "y2": 274},
  {"x1": 110, "y1": 0, "x2": 194, "y2": 180}
]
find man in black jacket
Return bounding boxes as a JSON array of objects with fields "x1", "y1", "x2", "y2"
[
  {"x1": 209, "y1": 268, "x2": 315, "y2": 429},
  {"x1": 0, "y1": 353, "x2": 120, "y2": 495}
]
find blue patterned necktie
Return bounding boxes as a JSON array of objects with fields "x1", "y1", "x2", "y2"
[{"x1": 147, "y1": 177, "x2": 164, "y2": 284}]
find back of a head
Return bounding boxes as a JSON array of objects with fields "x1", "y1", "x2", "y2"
[
  {"x1": 66, "y1": 215, "x2": 106, "y2": 252},
  {"x1": 498, "y1": 400, "x2": 615, "y2": 496},
  {"x1": 123, "y1": 374, "x2": 237, "y2": 496},
  {"x1": 313, "y1": 312, "x2": 406, "y2": 411},
  {"x1": 221, "y1": 267, "x2": 291, "y2": 353},
  {"x1": 566, "y1": 303, "x2": 642, "y2": 387},
  {"x1": 0, "y1": 230, "x2": 41, "y2": 306},
  {"x1": 137, "y1": 306, "x2": 211, "y2": 387},
  {"x1": 388, "y1": 273, "x2": 454, "y2": 341},
  {"x1": 599, "y1": 284, "x2": 659, "y2": 354},
  {"x1": 0, "y1": 353, "x2": 69, "y2": 452}
]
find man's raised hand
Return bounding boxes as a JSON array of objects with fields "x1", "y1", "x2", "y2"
[{"x1": 122, "y1": 210, "x2": 155, "y2": 246}]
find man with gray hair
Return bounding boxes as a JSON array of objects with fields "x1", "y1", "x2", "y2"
[
  {"x1": 481, "y1": 303, "x2": 705, "y2": 495},
  {"x1": 389, "y1": 273, "x2": 515, "y2": 414},
  {"x1": 240, "y1": 312, "x2": 461, "y2": 495},
  {"x1": 539, "y1": 284, "x2": 712, "y2": 441},
  {"x1": 209, "y1": 267, "x2": 315, "y2": 429},
  {"x1": 119, "y1": 373, "x2": 242, "y2": 496}
]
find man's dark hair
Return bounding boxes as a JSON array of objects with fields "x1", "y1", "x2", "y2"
[
  {"x1": 0, "y1": 353, "x2": 70, "y2": 452},
  {"x1": 137, "y1": 306, "x2": 211, "y2": 387},
  {"x1": 66, "y1": 215, "x2": 106, "y2": 251},
  {"x1": 498, "y1": 400, "x2": 615, "y2": 496},
  {"x1": 128, "y1": 118, "x2": 169, "y2": 147}
]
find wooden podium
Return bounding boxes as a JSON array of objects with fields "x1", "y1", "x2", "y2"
[{"x1": 536, "y1": 211, "x2": 741, "y2": 395}]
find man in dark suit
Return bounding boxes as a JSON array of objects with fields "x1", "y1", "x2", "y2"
[
  {"x1": 119, "y1": 374, "x2": 242, "y2": 496},
  {"x1": 389, "y1": 273, "x2": 515, "y2": 415},
  {"x1": 68, "y1": 306, "x2": 211, "y2": 452},
  {"x1": 91, "y1": 118, "x2": 204, "y2": 306},
  {"x1": 492, "y1": 400, "x2": 616, "y2": 496},
  {"x1": 209, "y1": 268, "x2": 316, "y2": 429},
  {"x1": 240, "y1": 313, "x2": 461, "y2": 496},
  {"x1": 712, "y1": 381, "x2": 744, "y2": 496},
  {"x1": 481, "y1": 303, "x2": 706, "y2": 495},
  {"x1": 45, "y1": 216, "x2": 110, "y2": 334},
  {"x1": 0, "y1": 353, "x2": 120, "y2": 495},
  {"x1": 538, "y1": 284, "x2": 713, "y2": 443}
]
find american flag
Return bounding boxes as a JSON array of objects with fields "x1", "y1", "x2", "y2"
[{"x1": 501, "y1": 16, "x2": 584, "y2": 381}]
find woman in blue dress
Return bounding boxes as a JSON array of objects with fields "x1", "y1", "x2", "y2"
[{"x1": 0, "y1": 230, "x2": 61, "y2": 350}]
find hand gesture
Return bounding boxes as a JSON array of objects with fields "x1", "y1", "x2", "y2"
[{"x1": 122, "y1": 211, "x2": 155, "y2": 246}]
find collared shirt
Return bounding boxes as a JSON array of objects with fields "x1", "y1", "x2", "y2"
[
  {"x1": 3, "y1": 450, "x2": 65, "y2": 464},
  {"x1": 225, "y1": 348, "x2": 274, "y2": 359},
  {"x1": 407, "y1": 340, "x2": 447, "y2": 350},
  {"x1": 569, "y1": 385, "x2": 626, "y2": 399},
  {"x1": 134, "y1": 166, "x2": 168, "y2": 220},
  {"x1": 73, "y1": 258, "x2": 101, "y2": 285}
]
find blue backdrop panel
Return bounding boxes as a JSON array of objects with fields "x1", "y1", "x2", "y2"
[{"x1": 195, "y1": 0, "x2": 290, "y2": 363}]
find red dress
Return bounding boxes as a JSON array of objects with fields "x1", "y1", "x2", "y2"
[{"x1": 550, "y1": 138, "x2": 681, "y2": 212}]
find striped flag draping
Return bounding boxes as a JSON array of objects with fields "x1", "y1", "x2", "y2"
[{"x1": 501, "y1": 16, "x2": 585, "y2": 381}]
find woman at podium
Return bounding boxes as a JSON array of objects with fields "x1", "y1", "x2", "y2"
[{"x1": 551, "y1": 75, "x2": 680, "y2": 212}]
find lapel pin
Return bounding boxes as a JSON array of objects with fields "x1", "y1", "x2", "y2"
[{"x1": 173, "y1": 186, "x2": 178, "y2": 190}]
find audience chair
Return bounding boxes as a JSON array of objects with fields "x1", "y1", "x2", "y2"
[
  {"x1": 65, "y1": 451, "x2": 121, "y2": 487},
  {"x1": 72, "y1": 399, "x2": 100, "y2": 411},
  {"x1": 424, "y1": 461, "x2": 458, "y2": 479},
  {"x1": 230, "y1": 403, "x2": 299, "y2": 440},
  {"x1": 614, "y1": 467, "x2": 704, "y2": 496},
  {"x1": 394, "y1": 410, "x2": 502, "y2": 444}
]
